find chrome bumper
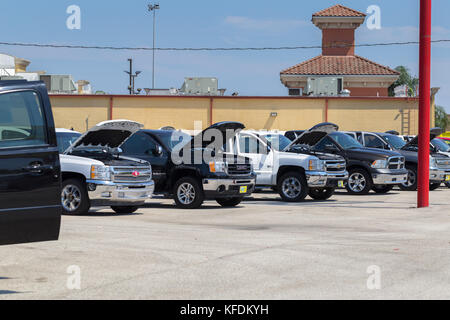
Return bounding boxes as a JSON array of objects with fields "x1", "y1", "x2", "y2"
[
  {"x1": 86, "y1": 180, "x2": 155, "y2": 204},
  {"x1": 306, "y1": 171, "x2": 348, "y2": 188},
  {"x1": 372, "y1": 173, "x2": 408, "y2": 185},
  {"x1": 430, "y1": 168, "x2": 448, "y2": 182},
  {"x1": 202, "y1": 177, "x2": 256, "y2": 191}
]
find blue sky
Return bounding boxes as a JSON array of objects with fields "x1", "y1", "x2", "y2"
[{"x1": 1, "y1": 0, "x2": 450, "y2": 111}]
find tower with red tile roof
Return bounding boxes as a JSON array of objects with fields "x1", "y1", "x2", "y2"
[{"x1": 280, "y1": 4, "x2": 399, "y2": 97}]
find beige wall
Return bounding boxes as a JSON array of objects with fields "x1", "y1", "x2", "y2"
[{"x1": 49, "y1": 95, "x2": 419, "y2": 135}]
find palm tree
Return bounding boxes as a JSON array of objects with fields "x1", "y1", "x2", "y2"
[{"x1": 388, "y1": 66, "x2": 419, "y2": 97}]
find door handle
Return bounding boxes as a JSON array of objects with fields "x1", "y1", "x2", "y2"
[{"x1": 24, "y1": 163, "x2": 53, "y2": 174}]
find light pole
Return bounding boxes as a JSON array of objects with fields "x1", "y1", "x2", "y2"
[
  {"x1": 124, "y1": 58, "x2": 142, "y2": 95},
  {"x1": 148, "y1": 3, "x2": 160, "y2": 89}
]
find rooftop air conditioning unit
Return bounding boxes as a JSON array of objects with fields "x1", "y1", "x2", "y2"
[{"x1": 307, "y1": 77, "x2": 343, "y2": 96}]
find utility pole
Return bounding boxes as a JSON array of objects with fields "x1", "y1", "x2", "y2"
[
  {"x1": 125, "y1": 59, "x2": 142, "y2": 95},
  {"x1": 417, "y1": 0, "x2": 432, "y2": 208},
  {"x1": 148, "y1": 3, "x2": 160, "y2": 89}
]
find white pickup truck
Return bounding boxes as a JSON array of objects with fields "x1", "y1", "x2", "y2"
[
  {"x1": 56, "y1": 120, "x2": 155, "y2": 215},
  {"x1": 231, "y1": 123, "x2": 348, "y2": 201}
]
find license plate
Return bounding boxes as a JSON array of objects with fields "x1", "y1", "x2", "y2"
[
  {"x1": 239, "y1": 186, "x2": 248, "y2": 194},
  {"x1": 338, "y1": 181, "x2": 344, "y2": 188},
  {"x1": 446, "y1": 175, "x2": 450, "y2": 182}
]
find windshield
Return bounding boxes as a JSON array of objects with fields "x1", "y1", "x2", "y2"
[
  {"x1": 56, "y1": 132, "x2": 82, "y2": 153},
  {"x1": 432, "y1": 138, "x2": 450, "y2": 152},
  {"x1": 329, "y1": 132, "x2": 362, "y2": 150},
  {"x1": 382, "y1": 134, "x2": 407, "y2": 149},
  {"x1": 154, "y1": 131, "x2": 192, "y2": 151},
  {"x1": 261, "y1": 134, "x2": 292, "y2": 151}
]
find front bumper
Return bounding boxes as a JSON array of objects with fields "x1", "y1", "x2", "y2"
[
  {"x1": 306, "y1": 171, "x2": 348, "y2": 188},
  {"x1": 371, "y1": 169, "x2": 408, "y2": 185},
  {"x1": 430, "y1": 168, "x2": 448, "y2": 183},
  {"x1": 86, "y1": 180, "x2": 155, "y2": 206},
  {"x1": 203, "y1": 177, "x2": 256, "y2": 199}
]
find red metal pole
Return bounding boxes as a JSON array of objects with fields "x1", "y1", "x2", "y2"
[{"x1": 418, "y1": 0, "x2": 432, "y2": 208}]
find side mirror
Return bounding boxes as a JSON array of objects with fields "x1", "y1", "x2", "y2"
[
  {"x1": 111, "y1": 147, "x2": 123, "y2": 155},
  {"x1": 154, "y1": 145, "x2": 163, "y2": 156}
]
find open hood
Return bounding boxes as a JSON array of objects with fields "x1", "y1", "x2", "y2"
[
  {"x1": 65, "y1": 120, "x2": 143, "y2": 153},
  {"x1": 402, "y1": 127, "x2": 444, "y2": 149},
  {"x1": 191, "y1": 121, "x2": 245, "y2": 149},
  {"x1": 283, "y1": 122, "x2": 339, "y2": 151}
]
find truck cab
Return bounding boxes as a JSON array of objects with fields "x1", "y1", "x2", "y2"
[
  {"x1": 233, "y1": 123, "x2": 348, "y2": 201},
  {"x1": 0, "y1": 80, "x2": 61, "y2": 245}
]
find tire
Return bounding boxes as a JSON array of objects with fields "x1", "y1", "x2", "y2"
[
  {"x1": 216, "y1": 197, "x2": 243, "y2": 207},
  {"x1": 399, "y1": 165, "x2": 418, "y2": 191},
  {"x1": 446, "y1": 181, "x2": 450, "y2": 189},
  {"x1": 346, "y1": 168, "x2": 373, "y2": 195},
  {"x1": 173, "y1": 176, "x2": 204, "y2": 209},
  {"x1": 430, "y1": 183, "x2": 441, "y2": 191},
  {"x1": 61, "y1": 178, "x2": 90, "y2": 215},
  {"x1": 277, "y1": 171, "x2": 308, "y2": 202},
  {"x1": 372, "y1": 185, "x2": 394, "y2": 194},
  {"x1": 111, "y1": 206, "x2": 139, "y2": 214},
  {"x1": 308, "y1": 188, "x2": 335, "y2": 200}
]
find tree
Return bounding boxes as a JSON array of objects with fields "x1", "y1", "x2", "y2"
[
  {"x1": 435, "y1": 105, "x2": 449, "y2": 131},
  {"x1": 388, "y1": 66, "x2": 419, "y2": 97}
]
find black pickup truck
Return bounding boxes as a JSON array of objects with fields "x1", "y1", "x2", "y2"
[
  {"x1": 286, "y1": 130, "x2": 408, "y2": 195},
  {"x1": 345, "y1": 130, "x2": 450, "y2": 191},
  {"x1": 121, "y1": 122, "x2": 256, "y2": 209},
  {"x1": 0, "y1": 81, "x2": 61, "y2": 246}
]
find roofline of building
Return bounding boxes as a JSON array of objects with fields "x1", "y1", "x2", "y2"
[
  {"x1": 280, "y1": 74, "x2": 399, "y2": 78},
  {"x1": 49, "y1": 94, "x2": 418, "y2": 101}
]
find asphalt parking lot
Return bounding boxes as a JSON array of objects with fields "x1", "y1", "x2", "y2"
[{"x1": 1, "y1": 187, "x2": 450, "y2": 300}]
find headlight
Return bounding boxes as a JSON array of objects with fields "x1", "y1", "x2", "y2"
[
  {"x1": 209, "y1": 161, "x2": 226, "y2": 173},
  {"x1": 309, "y1": 159, "x2": 325, "y2": 171},
  {"x1": 371, "y1": 160, "x2": 388, "y2": 169},
  {"x1": 430, "y1": 157, "x2": 437, "y2": 168},
  {"x1": 90, "y1": 165, "x2": 111, "y2": 181}
]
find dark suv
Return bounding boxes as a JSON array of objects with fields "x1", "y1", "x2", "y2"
[
  {"x1": 0, "y1": 81, "x2": 61, "y2": 245},
  {"x1": 121, "y1": 122, "x2": 256, "y2": 209}
]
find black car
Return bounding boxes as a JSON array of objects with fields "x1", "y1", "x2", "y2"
[
  {"x1": 304, "y1": 131, "x2": 408, "y2": 195},
  {"x1": 121, "y1": 122, "x2": 256, "y2": 209},
  {"x1": 346, "y1": 130, "x2": 450, "y2": 191},
  {"x1": 0, "y1": 80, "x2": 61, "y2": 246}
]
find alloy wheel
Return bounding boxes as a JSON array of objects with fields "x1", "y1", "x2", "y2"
[
  {"x1": 61, "y1": 184, "x2": 82, "y2": 212},
  {"x1": 177, "y1": 182, "x2": 196, "y2": 205},
  {"x1": 403, "y1": 169, "x2": 416, "y2": 188},
  {"x1": 348, "y1": 173, "x2": 367, "y2": 193},
  {"x1": 281, "y1": 177, "x2": 302, "y2": 199}
]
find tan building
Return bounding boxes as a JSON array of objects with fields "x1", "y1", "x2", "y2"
[
  {"x1": 280, "y1": 5, "x2": 400, "y2": 97},
  {"x1": 49, "y1": 94, "x2": 420, "y2": 135}
]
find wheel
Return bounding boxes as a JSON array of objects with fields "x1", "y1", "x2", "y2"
[
  {"x1": 308, "y1": 188, "x2": 335, "y2": 200},
  {"x1": 372, "y1": 185, "x2": 394, "y2": 194},
  {"x1": 346, "y1": 168, "x2": 373, "y2": 195},
  {"x1": 173, "y1": 176, "x2": 204, "y2": 209},
  {"x1": 111, "y1": 206, "x2": 139, "y2": 214},
  {"x1": 399, "y1": 165, "x2": 418, "y2": 191},
  {"x1": 277, "y1": 171, "x2": 308, "y2": 202},
  {"x1": 61, "y1": 178, "x2": 90, "y2": 215},
  {"x1": 430, "y1": 183, "x2": 441, "y2": 191},
  {"x1": 446, "y1": 181, "x2": 450, "y2": 189},
  {"x1": 216, "y1": 197, "x2": 243, "y2": 207}
]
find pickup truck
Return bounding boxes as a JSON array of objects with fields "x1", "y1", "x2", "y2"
[
  {"x1": 345, "y1": 130, "x2": 450, "y2": 191},
  {"x1": 0, "y1": 80, "x2": 61, "y2": 245},
  {"x1": 234, "y1": 123, "x2": 348, "y2": 201},
  {"x1": 120, "y1": 122, "x2": 256, "y2": 209},
  {"x1": 56, "y1": 120, "x2": 155, "y2": 215},
  {"x1": 289, "y1": 128, "x2": 408, "y2": 195}
]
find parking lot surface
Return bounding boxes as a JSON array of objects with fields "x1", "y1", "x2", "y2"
[{"x1": 1, "y1": 188, "x2": 450, "y2": 300}]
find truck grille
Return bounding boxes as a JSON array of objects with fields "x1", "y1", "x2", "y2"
[
  {"x1": 388, "y1": 157, "x2": 405, "y2": 170},
  {"x1": 436, "y1": 158, "x2": 450, "y2": 169},
  {"x1": 226, "y1": 163, "x2": 252, "y2": 175},
  {"x1": 111, "y1": 166, "x2": 152, "y2": 183},
  {"x1": 325, "y1": 160, "x2": 347, "y2": 173}
]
